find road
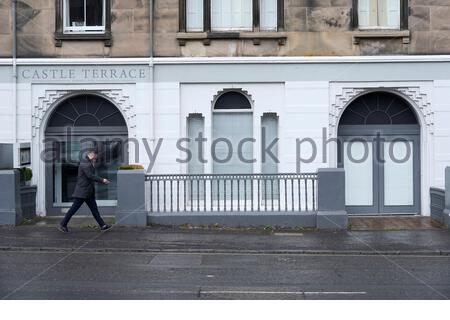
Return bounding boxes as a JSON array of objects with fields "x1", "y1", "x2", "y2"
[{"x1": 1, "y1": 250, "x2": 449, "y2": 299}]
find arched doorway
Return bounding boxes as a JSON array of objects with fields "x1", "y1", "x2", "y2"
[
  {"x1": 338, "y1": 91, "x2": 421, "y2": 215},
  {"x1": 44, "y1": 94, "x2": 128, "y2": 215}
]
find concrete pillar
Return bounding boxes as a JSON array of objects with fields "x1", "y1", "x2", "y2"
[
  {"x1": 116, "y1": 169, "x2": 147, "y2": 226},
  {"x1": 316, "y1": 168, "x2": 348, "y2": 230},
  {"x1": 0, "y1": 170, "x2": 22, "y2": 225},
  {"x1": 443, "y1": 167, "x2": 450, "y2": 228}
]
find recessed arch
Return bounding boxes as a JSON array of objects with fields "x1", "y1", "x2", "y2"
[
  {"x1": 337, "y1": 90, "x2": 421, "y2": 216},
  {"x1": 44, "y1": 93, "x2": 129, "y2": 216},
  {"x1": 339, "y1": 91, "x2": 419, "y2": 126}
]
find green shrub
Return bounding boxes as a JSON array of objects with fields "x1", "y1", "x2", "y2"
[
  {"x1": 18, "y1": 167, "x2": 33, "y2": 182},
  {"x1": 118, "y1": 164, "x2": 145, "y2": 170}
]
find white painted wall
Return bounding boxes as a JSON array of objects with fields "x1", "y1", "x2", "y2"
[{"x1": 1, "y1": 58, "x2": 450, "y2": 216}]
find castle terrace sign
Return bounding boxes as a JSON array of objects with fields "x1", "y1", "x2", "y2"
[{"x1": 19, "y1": 66, "x2": 149, "y2": 82}]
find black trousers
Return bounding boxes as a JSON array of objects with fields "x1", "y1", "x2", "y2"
[{"x1": 61, "y1": 197, "x2": 106, "y2": 227}]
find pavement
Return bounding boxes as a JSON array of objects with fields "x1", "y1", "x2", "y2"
[
  {"x1": 1, "y1": 222, "x2": 449, "y2": 299},
  {"x1": 0, "y1": 222, "x2": 449, "y2": 255}
]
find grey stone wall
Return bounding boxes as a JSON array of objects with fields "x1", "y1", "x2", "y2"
[
  {"x1": 155, "y1": 0, "x2": 450, "y2": 57},
  {"x1": 13, "y1": 0, "x2": 151, "y2": 58},
  {"x1": 2, "y1": 1, "x2": 450, "y2": 58},
  {"x1": 0, "y1": 1, "x2": 12, "y2": 57}
]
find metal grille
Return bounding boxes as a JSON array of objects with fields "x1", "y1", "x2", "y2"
[{"x1": 145, "y1": 173, "x2": 318, "y2": 213}]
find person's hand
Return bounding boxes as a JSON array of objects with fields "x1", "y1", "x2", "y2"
[{"x1": 103, "y1": 179, "x2": 111, "y2": 185}]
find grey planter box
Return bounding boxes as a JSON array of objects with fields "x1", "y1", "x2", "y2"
[
  {"x1": 116, "y1": 169, "x2": 147, "y2": 226},
  {"x1": 0, "y1": 170, "x2": 22, "y2": 226},
  {"x1": 316, "y1": 168, "x2": 348, "y2": 230},
  {"x1": 20, "y1": 185, "x2": 37, "y2": 220}
]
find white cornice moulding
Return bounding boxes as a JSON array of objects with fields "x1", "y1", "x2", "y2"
[
  {"x1": 2, "y1": 55, "x2": 450, "y2": 66},
  {"x1": 153, "y1": 55, "x2": 450, "y2": 64}
]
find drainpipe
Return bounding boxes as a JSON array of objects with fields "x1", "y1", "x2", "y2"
[
  {"x1": 149, "y1": 0, "x2": 156, "y2": 170},
  {"x1": 11, "y1": 0, "x2": 18, "y2": 166}
]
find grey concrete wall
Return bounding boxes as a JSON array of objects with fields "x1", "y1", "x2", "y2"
[
  {"x1": 116, "y1": 169, "x2": 147, "y2": 226},
  {"x1": 430, "y1": 187, "x2": 445, "y2": 225},
  {"x1": 0, "y1": 143, "x2": 13, "y2": 169},
  {"x1": 443, "y1": 167, "x2": 450, "y2": 228},
  {"x1": 0, "y1": 170, "x2": 22, "y2": 225},
  {"x1": 149, "y1": 211, "x2": 317, "y2": 228}
]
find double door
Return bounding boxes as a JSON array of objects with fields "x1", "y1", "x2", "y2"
[{"x1": 339, "y1": 129, "x2": 420, "y2": 215}]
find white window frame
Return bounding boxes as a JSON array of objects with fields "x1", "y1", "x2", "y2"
[
  {"x1": 63, "y1": 0, "x2": 106, "y2": 34},
  {"x1": 358, "y1": 0, "x2": 401, "y2": 30}
]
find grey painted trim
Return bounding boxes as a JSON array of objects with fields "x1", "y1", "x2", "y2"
[{"x1": 338, "y1": 125, "x2": 420, "y2": 136}]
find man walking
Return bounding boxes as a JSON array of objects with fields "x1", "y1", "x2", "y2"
[{"x1": 58, "y1": 150, "x2": 112, "y2": 233}]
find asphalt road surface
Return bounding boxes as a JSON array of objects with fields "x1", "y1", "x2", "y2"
[{"x1": 1, "y1": 250, "x2": 449, "y2": 299}]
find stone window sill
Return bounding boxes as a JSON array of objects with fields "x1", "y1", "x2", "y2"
[
  {"x1": 353, "y1": 30, "x2": 410, "y2": 45},
  {"x1": 176, "y1": 31, "x2": 287, "y2": 46},
  {"x1": 54, "y1": 32, "x2": 112, "y2": 47}
]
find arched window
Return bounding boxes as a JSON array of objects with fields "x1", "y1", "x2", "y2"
[
  {"x1": 212, "y1": 90, "x2": 253, "y2": 173},
  {"x1": 214, "y1": 91, "x2": 252, "y2": 110},
  {"x1": 47, "y1": 94, "x2": 126, "y2": 128},
  {"x1": 212, "y1": 90, "x2": 254, "y2": 198},
  {"x1": 339, "y1": 91, "x2": 418, "y2": 126}
]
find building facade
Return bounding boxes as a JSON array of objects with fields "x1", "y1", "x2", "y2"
[{"x1": 1, "y1": 0, "x2": 450, "y2": 217}]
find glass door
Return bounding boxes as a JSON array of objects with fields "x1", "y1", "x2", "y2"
[
  {"x1": 51, "y1": 136, "x2": 127, "y2": 209},
  {"x1": 379, "y1": 136, "x2": 420, "y2": 214},
  {"x1": 340, "y1": 137, "x2": 379, "y2": 214},
  {"x1": 340, "y1": 134, "x2": 420, "y2": 215}
]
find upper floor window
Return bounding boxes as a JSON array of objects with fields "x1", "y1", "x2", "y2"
[
  {"x1": 186, "y1": 0, "x2": 204, "y2": 32},
  {"x1": 183, "y1": 0, "x2": 283, "y2": 33},
  {"x1": 357, "y1": 0, "x2": 401, "y2": 29},
  {"x1": 211, "y1": 0, "x2": 253, "y2": 31},
  {"x1": 63, "y1": 0, "x2": 106, "y2": 34}
]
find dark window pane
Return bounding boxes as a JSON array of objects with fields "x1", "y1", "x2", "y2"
[
  {"x1": 214, "y1": 92, "x2": 251, "y2": 110},
  {"x1": 69, "y1": 0, "x2": 84, "y2": 26},
  {"x1": 339, "y1": 92, "x2": 418, "y2": 126},
  {"x1": 47, "y1": 95, "x2": 127, "y2": 128},
  {"x1": 86, "y1": 0, "x2": 103, "y2": 26},
  {"x1": 366, "y1": 111, "x2": 391, "y2": 125}
]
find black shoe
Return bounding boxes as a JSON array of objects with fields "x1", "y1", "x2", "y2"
[
  {"x1": 57, "y1": 224, "x2": 69, "y2": 233},
  {"x1": 100, "y1": 224, "x2": 112, "y2": 232}
]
